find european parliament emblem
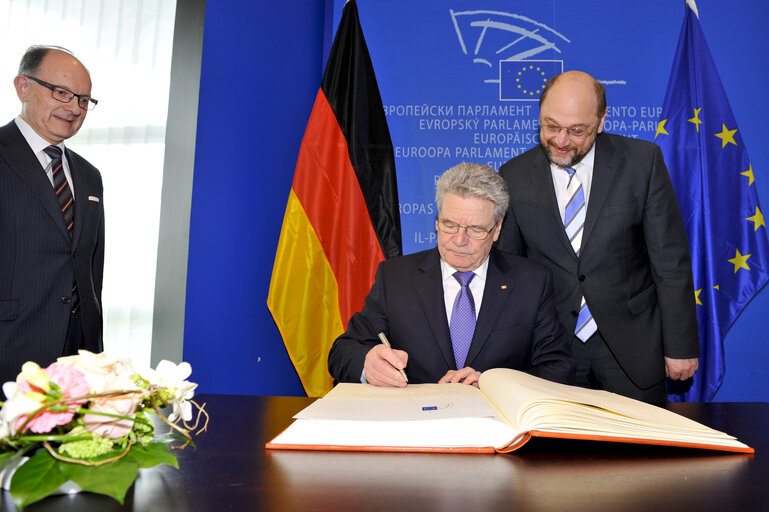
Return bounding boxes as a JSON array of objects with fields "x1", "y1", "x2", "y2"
[{"x1": 500, "y1": 60, "x2": 562, "y2": 101}]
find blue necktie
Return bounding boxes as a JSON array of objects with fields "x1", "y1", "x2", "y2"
[
  {"x1": 563, "y1": 167, "x2": 597, "y2": 342},
  {"x1": 450, "y1": 271, "x2": 476, "y2": 369}
]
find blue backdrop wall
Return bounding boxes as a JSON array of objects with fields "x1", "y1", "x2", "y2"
[{"x1": 185, "y1": 0, "x2": 769, "y2": 400}]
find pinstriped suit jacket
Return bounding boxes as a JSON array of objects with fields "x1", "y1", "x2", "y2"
[
  {"x1": 0, "y1": 120, "x2": 104, "y2": 385},
  {"x1": 498, "y1": 132, "x2": 699, "y2": 389}
]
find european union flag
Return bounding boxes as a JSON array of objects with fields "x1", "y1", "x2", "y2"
[
  {"x1": 656, "y1": 3, "x2": 769, "y2": 401},
  {"x1": 500, "y1": 60, "x2": 562, "y2": 101}
]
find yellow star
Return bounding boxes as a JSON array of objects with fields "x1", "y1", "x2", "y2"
[
  {"x1": 714, "y1": 284, "x2": 720, "y2": 290},
  {"x1": 655, "y1": 119, "x2": 668, "y2": 140},
  {"x1": 747, "y1": 206, "x2": 765, "y2": 231},
  {"x1": 741, "y1": 163, "x2": 755, "y2": 186},
  {"x1": 694, "y1": 289, "x2": 702, "y2": 305},
  {"x1": 715, "y1": 123, "x2": 738, "y2": 148},
  {"x1": 688, "y1": 108, "x2": 702, "y2": 132},
  {"x1": 728, "y1": 249, "x2": 751, "y2": 274}
]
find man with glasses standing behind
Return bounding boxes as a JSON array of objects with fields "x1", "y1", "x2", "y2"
[
  {"x1": 498, "y1": 70, "x2": 699, "y2": 403},
  {"x1": 0, "y1": 45, "x2": 104, "y2": 387},
  {"x1": 328, "y1": 162, "x2": 574, "y2": 387}
]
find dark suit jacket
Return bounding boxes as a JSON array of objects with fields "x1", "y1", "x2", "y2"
[
  {"x1": 0, "y1": 120, "x2": 104, "y2": 384},
  {"x1": 327, "y1": 247, "x2": 574, "y2": 384},
  {"x1": 498, "y1": 132, "x2": 699, "y2": 389}
]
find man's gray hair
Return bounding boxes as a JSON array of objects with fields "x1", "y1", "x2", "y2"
[
  {"x1": 435, "y1": 162, "x2": 509, "y2": 222},
  {"x1": 18, "y1": 45, "x2": 78, "y2": 76}
]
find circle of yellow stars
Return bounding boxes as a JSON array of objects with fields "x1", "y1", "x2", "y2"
[
  {"x1": 655, "y1": 107, "x2": 765, "y2": 308},
  {"x1": 515, "y1": 65, "x2": 548, "y2": 96}
]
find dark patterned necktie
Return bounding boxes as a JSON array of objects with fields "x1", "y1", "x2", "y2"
[
  {"x1": 449, "y1": 271, "x2": 476, "y2": 369},
  {"x1": 43, "y1": 145, "x2": 75, "y2": 235},
  {"x1": 43, "y1": 145, "x2": 79, "y2": 314}
]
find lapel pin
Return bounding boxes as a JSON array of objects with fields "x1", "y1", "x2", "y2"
[{"x1": 500, "y1": 285, "x2": 508, "y2": 290}]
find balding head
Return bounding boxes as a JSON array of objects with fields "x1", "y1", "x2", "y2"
[
  {"x1": 540, "y1": 71, "x2": 606, "y2": 119},
  {"x1": 14, "y1": 46, "x2": 92, "y2": 144}
]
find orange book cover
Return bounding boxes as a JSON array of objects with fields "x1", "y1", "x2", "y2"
[{"x1": 266, "y1": 369, "x2": 754, "y2": 455}]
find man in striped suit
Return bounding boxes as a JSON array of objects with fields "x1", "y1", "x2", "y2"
[
  {"x1": 498, "y1": 71, "x2": 699, "y2": 403},
  {"x1": 0, "y1": 46, "x2": 104, "y2": 388}
]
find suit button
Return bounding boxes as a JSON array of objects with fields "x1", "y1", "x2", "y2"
[
  {"x1": 61, "y1": 296, "x2": 71, "y2": 304},
  {"x1": 578, "y1": 275, "x2": 586, "y2": 281},
  {"x1": 571, "y1": 310, "x2": 578, "y2": 317}
]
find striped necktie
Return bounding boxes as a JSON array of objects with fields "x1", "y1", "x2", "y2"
[
  {"x1": 563, "y1": 167, "x2": 597, "y2": 342},
  {"x1": 43, "y1": 145, "x2": 80, "y2": 314},
  {"x1": 43, "y1": 145, "x2": 75, "y2": 235},
  {"x1": 449, "y1": 271, "x2": 476, "y2": 369}
]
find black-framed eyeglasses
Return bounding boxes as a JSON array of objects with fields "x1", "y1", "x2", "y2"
[
  {"x1": 540, "y1": 121, "x2": 596, "y2": 140},
  {"x1": 23, "y1": 75, "x2": 98, "y2": 111},
  {"x1": 437, "y1": 218, "x2": 497, "y2": 240}
]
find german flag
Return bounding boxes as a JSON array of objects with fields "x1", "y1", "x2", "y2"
[{"x1": 267, "y1": 0, "x2": 401, "y2": 397}]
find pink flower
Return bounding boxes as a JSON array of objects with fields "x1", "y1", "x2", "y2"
[
  {"x1": 16, "y1": 363, "x2": 90, "y2": 434},
  {"x1": 83, "y1": 395, "x2": 139, "y2": 439}
]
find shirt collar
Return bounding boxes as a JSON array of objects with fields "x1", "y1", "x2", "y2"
[
  {"x1": 440, "y1": 253, "x2": 490, "y2": 283},
  {"x1": 576, "y1": 142, "x2": 596, "y2": 173},
  {"x1": 14, "y1": 116, "x2": 65, "y2": 156}
]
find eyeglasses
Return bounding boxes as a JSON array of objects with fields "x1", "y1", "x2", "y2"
[
  {"x1": 540, "y1": 121, "x2": 596, "y2": 140},
  {"x1": 437, "y1": 219, "x2": 497, "y2": 240},
  {"x1": 23, "y1": 75, "x2": 98, "y2": 111}
]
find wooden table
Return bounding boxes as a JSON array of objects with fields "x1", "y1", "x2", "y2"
[{"x1": 2, "y1": 394, "x2": 767, "y2": 511}]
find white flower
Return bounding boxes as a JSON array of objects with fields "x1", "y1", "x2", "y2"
[
  {"x1": 141, "y1": 361, "x2": 197, "y2": 422},
  {"x1": 0, "y1": 382, "x2": 42, "y2": 436},
  {"x1": 57, "y1": 350, "x2": 138, "y2": 394}
]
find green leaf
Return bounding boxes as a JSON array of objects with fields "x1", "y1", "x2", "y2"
[
  {"x1": 125, "y1": 442, "x2": 179, "y2": 469},
  {"x1": 59, "y1": 459, "x2": 138, "y2": 505},
  {"x1": 10, "y1": 450, "x2": 68, "y2": 510},
  {"x1": 82, "y1": 446, "x2": 129, "y2": 462},
  {"x1": 151, "y1": 431, "x2": 190, "y2": 446}
]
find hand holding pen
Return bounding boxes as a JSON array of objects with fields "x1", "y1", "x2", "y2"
[{"x1": 361, "y1": 332, "x2": 409, "y2": 387}]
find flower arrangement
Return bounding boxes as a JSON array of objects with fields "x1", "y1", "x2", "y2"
[{"x1": 0, "y1": 350, "x2": 206, "y2": 510}]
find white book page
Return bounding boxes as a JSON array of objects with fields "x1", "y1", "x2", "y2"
[
  {"x1": 273, "y1": 382, "x2": 520, "y2": 449},
  {"x1": 295, "y1": 383, "x2": 498, "y2": 421},
  {"x1": 478, "y1": 368, "x2": 746, "y2": 447},
  {"x1": 270, "y1": 416, "x2": 519, "y2": 449}
]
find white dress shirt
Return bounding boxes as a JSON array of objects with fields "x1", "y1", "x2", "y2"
[
  {"x1": 15, "y1": 115, "x2": 75, "y2": 197},
  {"x1": 440, "y1": 255, "x2": 490, "y2": 321},
  {"x1": 549, "y1": 143, "x2": 596, "y2": 222}
]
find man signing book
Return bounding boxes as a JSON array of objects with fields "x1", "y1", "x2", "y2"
[{"x1": 328, "y1": 162, "x2": 574, "y2": 387}]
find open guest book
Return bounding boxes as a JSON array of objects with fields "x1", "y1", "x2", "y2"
[{"x1": 266, "y1": 368, "x2": 754, "y2": 454}]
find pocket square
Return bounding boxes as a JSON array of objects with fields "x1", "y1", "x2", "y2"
[{"x1": 88, "y1": 196, "x2": 100, "y2": 202}]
